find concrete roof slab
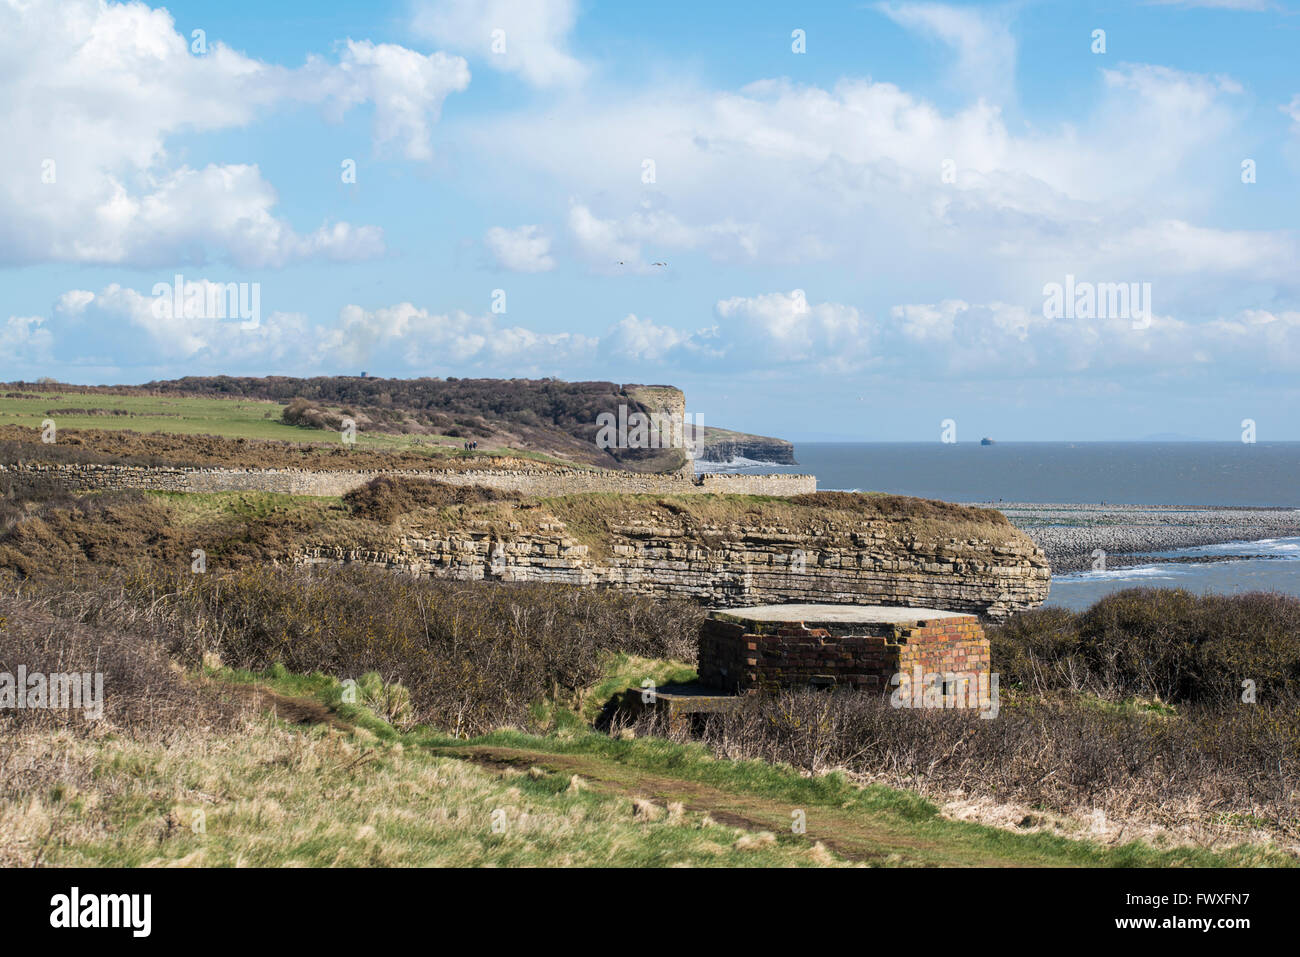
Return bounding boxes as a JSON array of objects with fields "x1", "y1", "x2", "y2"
[{"x1": 710, "y1": 603, "x2": 973, "y2": 624}]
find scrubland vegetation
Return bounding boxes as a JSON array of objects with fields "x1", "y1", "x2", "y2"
[
  {"x1": 6, "y1": 572, "x2": 1290, "y2": 866},
  {"x1": 1, "y1": 468, "x2": 1297, "y2": 865},
  {"x1": 650, "y1": 589, "x2": 1300, "y2": 848}
]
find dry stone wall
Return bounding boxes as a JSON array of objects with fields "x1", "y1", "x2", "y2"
[{"x1": 0, "y1": 462, "x2": 816, "y2": 499}]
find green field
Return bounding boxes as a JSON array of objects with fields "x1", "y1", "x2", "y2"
[
  {"x1": 0, "y1": 391, "x2": 448, "y2": 449},
  {"x1": 0, "y1": 390, "x2": 570, "y2": 461}
]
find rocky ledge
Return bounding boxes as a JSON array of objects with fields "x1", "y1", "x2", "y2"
[{"x1": 299, "y1": 500, "x2": 1050, "y2": 620}]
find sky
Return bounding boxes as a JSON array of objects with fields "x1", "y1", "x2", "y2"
[{"x1": 2, "y1": 0, "x2": 1298, "y2": 441}]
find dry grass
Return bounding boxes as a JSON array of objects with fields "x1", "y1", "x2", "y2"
[
  {"x1": 1, "y1": 718, "x2": 852, "y2": 867},
  {"x1": 0, "y1": 424, "x2": 573, "y2": 472},
  {"x1": 11, "y1": 564, "x2": 703, "y2": 737},
  {"x1": 542, "y1": 492, "x2": 1023, "y2": 563},
  {"x1": 648, "y1": 682, "x2": 1300, "y2": 852},
  {"x1": 343, "y1": 475, "x2": 519, "y2": 524}
]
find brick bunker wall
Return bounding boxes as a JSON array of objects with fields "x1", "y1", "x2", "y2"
[
  {"x1": 698, "y1": 614, "x2": 989, "y2": 695},
  {"x1": 0, "y1": 462, "x2": 817, "y2": 499}
]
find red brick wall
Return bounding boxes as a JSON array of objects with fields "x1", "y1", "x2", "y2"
[{"x1": 698, "y1": 614, "x2": 988, "y2": 695}]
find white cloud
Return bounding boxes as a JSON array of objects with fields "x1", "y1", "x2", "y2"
[
  {"x1": 1, "y1": 315, "x2": 54, "y2": 360},
  {"x1": 324, "y1": 303, "x2": 594, "y2": 368},
  {"x1": 715, "y1": 291, "x2": 873, "y2": 369},
  {"x1": 599, "y1": 314, "x2": 718, "y2": 362},
  {"x1": 874, "y1": 2, "x2": 1018, "y2": 104},
  {"x1": 27, "y1": 283, "x2": 595, "y2": 375},
  {"x1": 567, "y1": 201, "x2": 758, "y2": 272},
  {"x1": 411, "y1": 0, "x2": 585, "y2": 87},
  {"x1": 1148, "y1": 1, "x2": 1273, "y2": 9},
  {"x1": 22, "y1": 281, "x2": 1300, "y2": 385},
  {"x1": 0, "y1": 0, "x2": 468, "y2": 267},
  {"x1": 49, "y1": 283, "x2": 311, "y2": 363},
  {"x1": 467, "y1": 60, "x2": 1291, "y2": 307},
  {"x1": 885, "y1": 299, "x2": 1300, "y2": 378},
  {"x1": 1283, "y1": 93, "x2": 1300, "y2": 128},
  {"x1": 568, "y1": 204, "x2": 644, "y2": 269},
  {"x1": 307, "y1": 40, "x2": 471, "y2": 162},
  {"x1": 485, "y1": 225, "x2": 556, "y2": 272}
]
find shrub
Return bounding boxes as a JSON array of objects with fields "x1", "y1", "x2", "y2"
[
  {"x1": 989, "y1": 588, "x2": 1300, "y2": 706},
  {"x1": 0, "y1": 597, "x2": 236, "y2": 737},
  {"x1": 342, "y1": 476, "x2": 519, "y2": 523},
  {"x1": 789, "y1": 491, "x2": 1009, "y2": 527},
  {"x1": 32, "y1": 565, "x2": 703, "y2": 737}
]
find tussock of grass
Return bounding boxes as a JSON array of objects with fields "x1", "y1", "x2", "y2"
[{"x1": 3, "y1": 708, "x2": 842, "y2": 868}]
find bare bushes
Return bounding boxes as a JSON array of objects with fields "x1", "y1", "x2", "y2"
[
  {"x1": 650, "y1": 687, "x2": 1300, "y2": 834},
  {"x1": 342, "y1": 475, "x2": 519, "y2": 523},
  {"x1": 0, "y1": 596, "x2": 237, "y2": 738},
  {"x1": 37, "y1": 565, "x2": 703, "y2": 737},
  {"x1": 990, "y1": 588, "x2": 1300, "y2": 705}
]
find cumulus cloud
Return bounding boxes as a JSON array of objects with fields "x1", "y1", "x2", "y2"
[
  {"x1": 1, "y1": 316, "x2": 54, "y2": 361},
  {"x1": 874, "y1": 2, "x2": 1018, "y2": 104},
  {"x1": 1283, "y1": 93, "x2": 1300, "y2": 129},
  {"x1": 0, "y1": 0, "x2": 468, "y2": 267},
  {"x1": 303, "y1": 40, "x2": 471, "y2": 162},
  {"x1": 50, "y1": 282, "x2": 311, "y2": 364},
  {"x1": 18, "y1": 281, "x2": 1300, "y2": 385},
  {"x1": 599, "y1": 314, "x2": 720, "y2": 363},
  {"x1": 568, "y1": 201, "x2": 758, "y2": 272},
  {"x1": 323, "y1": 303, "x2": 594, "y2": 368},
  {"x1": 23, "y1": 283, "x2": 595, "y2": 375},
  {"x1": 485, "y1": 225, "x2": 556, "y2": 272},
  {"x1": 467, "y1": 60, "x2": 1287, "y2": 307},
  {"x1": 597, "y1": 292, "x2": 873, "y2": 371},
  {"x1": 411, "y1": 0, "x2": 585, "y2": 87},
  {"x1": 714, "y1": 291, "x2": 873, "y2": 369},
  {"x1": 885, "y1": 299, "x2": 1300, "y2": 378}
]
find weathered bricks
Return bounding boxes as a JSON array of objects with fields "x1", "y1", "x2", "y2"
[{"x1": 698, "y1": 606, "x2": 990, "y2": 695}]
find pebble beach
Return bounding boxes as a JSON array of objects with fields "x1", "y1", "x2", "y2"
[{"x1": 977, "y1": 503, "x2": 1300, "y2": 574}]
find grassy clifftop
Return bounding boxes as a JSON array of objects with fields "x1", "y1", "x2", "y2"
[
  {"x1": 0, "y1": 481, "x2": 1025, "y2": 580},
  {"x1": 1, "y1": 378, "x2": 690, "y2": 472}
]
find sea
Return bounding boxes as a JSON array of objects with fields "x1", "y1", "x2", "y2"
[{"x1": 696, "y1": 442, "x2": 1300, "y2": 610}]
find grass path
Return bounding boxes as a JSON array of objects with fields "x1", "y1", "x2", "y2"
[
  {"x1": 11, "y1": 666, "x2": 1288, "y2": 867},
  {"x1": 433, "y1": 743, "x2": 978, "y2": 865},
  {"x1": 234, "y1": 667, "x2": 1294, "y2": 867},
  {"x1": 423, "y1": 736, "x2": 1285, "y2": 867}
]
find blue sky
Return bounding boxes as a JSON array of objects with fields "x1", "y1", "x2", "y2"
[{"x1": 2, "y1": 0, "x2": 1299, "y2": 441}]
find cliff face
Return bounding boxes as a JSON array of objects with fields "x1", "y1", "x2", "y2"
[
  {"x1": 692, "y1": 426, "x2": 797, "y2": 465},
  {"x1": 298, "y1": 499, "x2": 1050, "y2": 620}
]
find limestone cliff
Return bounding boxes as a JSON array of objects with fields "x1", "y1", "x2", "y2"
[
  {"x1": 298, "y1": 494, "x2": 1049, "y2": 620},
  {"x1": 690, "y1": 425, "x2": 797, "y2": 465}
]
